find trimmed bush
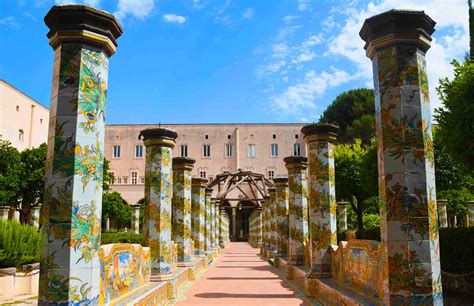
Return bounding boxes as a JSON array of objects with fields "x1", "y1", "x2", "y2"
[
  {"x1": 101, "y1": 232, "x2": 143, "y2": 245},
  {"x1": 0, "y1": 220, "x2": 40, "y2": 268}
]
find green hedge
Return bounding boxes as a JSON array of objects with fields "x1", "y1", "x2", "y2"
[
  {"x1": 101, "y1": 232, "x2": 143, "y2": 245},
  {"x1": 0, "y1": 220, "x2": 40, "y2": 268}
]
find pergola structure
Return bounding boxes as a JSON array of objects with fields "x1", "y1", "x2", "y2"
[{"x1": 208, "y1": 169, "x2": 274, "y2": 206}]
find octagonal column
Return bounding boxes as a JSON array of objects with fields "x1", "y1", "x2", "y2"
[
  {"x1": 172, "y1": 157, "x2": 195, "y2": 265},
  {"x1": 256, "y1": 209, "x2": 262, "y2": 247},
  {"x1": 31, "y1": 204, "x2": 41, "y2": 229},
  {"x1": 437, "y1": 199, "x2": 448, "y2": 229},
  {"x1": 269, "y1": 187, "x2": 278, "y2": 253},
  {"x1": 361, "y1": 10, "x2": 442, "y2": 304},
  {"x1": 274, "y1": 177, "x2": 289, "y2": 257},
  {"x1": 215, "y1": 201, "x2": 221, "y2": 248},
  {"x1": 131, "y1": 204, "x2": 140, "y2": 234},
  {"x1": 284, "y1": 156, "x2": 309, "y2": 266},
  {"x1": 191, "y1": 178, "x2": 207, "y2": 256},
  {"x1": 467, "y1": 201, "x2": 474, "y2": 227},
  {"x1": 204, "y1": 188, "x2": 213, "y2": 252},
  {"x1": 262, "y1": 196, "x2": 271, "y2": 250},
  {"x1": 139, "y1": 127, "x2": 177, "y2": 281},
  {"x1": 39, "y1": 5, "x2": 122, "y2": 304},
  {"x1": 219, "y1": 208, "x2": 227, "y2": 247},
  {"x1": 303, "y1": 123, "x2": 338, "y2": 277},
  {"x1": 337, "y1": 202, "x2": 348, "y2": 232},
  {"x1": 210, "y1": 199, "x2": 217, "y2": 249}
]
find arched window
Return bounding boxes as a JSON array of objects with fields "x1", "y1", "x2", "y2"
[{"x1": 18, "y1": 129, "x2": 24, "y2": 142}]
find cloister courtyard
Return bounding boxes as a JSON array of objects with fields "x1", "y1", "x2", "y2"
[{"x1": 0, "y1": 1, "x2": 473, "y2": 306}]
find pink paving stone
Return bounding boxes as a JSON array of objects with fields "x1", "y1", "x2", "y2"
[{"x1": 176, "y1": 242, "x2": 312, "y2": 306}]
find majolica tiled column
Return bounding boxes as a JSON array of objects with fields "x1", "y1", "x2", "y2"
[
  {"x1": 337, "y1": 202, "x2": 348, "y2": 232},
  {"x1": 219, "y1": 208, "x2": 226, "y2": 247},
  {"x1": 31, "y1": 205, "x2": 41, "y2": 229},
  {"x1": 215, "y1": 201, "x2": 221, "y2": 248},
  {"x1": 269, "y1": 187, "x2": 278, "y2": 253},
  {"x1": 0, "y1": 206, "x2": 9, "y2": 220},
  {"x1": 256, "y1": 209, "x2": 262, "y2": 247},
  {"x1": 191, "y1": 178, "x2": 207, "y2": 256},
  {"x1": 262, "y1": 196, "x2": 271, "y2": 250},
  {"x1": 172, "y1": 157, "x2": 195, "y2": 265},
  {"x1": 302, "y1": 123, "x2": 338, "y2": 278},
  {"x1": 274, "y1": 177, "x2": 289, "y2": 257},
  {"x1": 437, "y1": 199, "x2": 448, "y2": 229},
  {"x1": 361, "y1": 10, "x2": 442, "y2": 304},
  {"x1": 40, "y1": 5, "x2": 122, "y2": 304},
  {"x1": 139, "y1": 127, "x2": 177, "y2": 281},
  {"x1": 284, "y1": 156, "x2": 309, "y2": 266},
  {"x1": 210, "y1": 199, "x2": 217, "y2": 249},
  {"x1": 467, "y1": 201, "x2": 474, "y2": 227},
  {"x1": 204, "y1": 188, "x2": 213, "y2": 253},
  {"x1": 131, "y1": 204, "x2": 140, "y2": 234}
]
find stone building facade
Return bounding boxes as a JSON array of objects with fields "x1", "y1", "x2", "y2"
[
  {"x1": 105, "y1": 123, "x2": 306, "y2": 204},
  {"x1": 0, "y1": 80, "x2": 49, "y2": 151}
]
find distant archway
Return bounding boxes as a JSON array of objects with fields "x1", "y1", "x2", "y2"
[{"x1": 208, "y1": 169, "x2": 273, "y2": 241}]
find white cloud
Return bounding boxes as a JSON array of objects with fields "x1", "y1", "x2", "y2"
[
  {"x1": 193, "y1": 0, "x2": 206, "y2": 10},
  {"x1": 163, "y1": 13, "x2": 187, "y2": 24},
  {"x1": 242, "y1": 8, "x2": 255, "y2": 19},
  {"x1": 0, "y1": 16, "x2": 20, "y2": 30},
  {"x1": 297, "y1": 0, "x2": 310, "y2": 11},
  {"x1": 327, "y1": 0, "x2": 469, "y2": 117},
  {"x1": 283, "y1": 15, "x2": 299, "y2": 24},
  {"x1": 55, "y1": 0, "x2": 77, "y2": 4},
  {"x1": 271, "y1": 68, "x2": 356, "y2": 115},
  {"x1": 114, "y1": 0, "x2": 155, "y2": 20}
]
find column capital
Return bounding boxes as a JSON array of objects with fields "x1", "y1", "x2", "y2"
[
  {"x1": 44, "y1": 5, "x2": 123, "y2": 56},
  {"x1": 172, "y1": 157, "x2": 196, "y2": 170},
  {"x1": 437, "y1": 199, "x2": 447, "y2": 207},
  {"x1": 205, "y1": 188, "x2": 213, "y2": 196},
  {"x1": 191, "y1": 177, "x2": 208, "y2": 188},
  {"x1": 360, "y1": 9, "x2": 436, "y2": 59},
  {"x1": 302, "y1": 123, "x2": 339, "y2": 144},
  {"x1": 268, "y1": 187, "x2": 276, "y2": 194},
  {"x1": 337, "y1": 201, "x2": 349, "y2": 208},
  {"x1": 139, "y1": 127, "x2": 178, "y2": 148},
  {"x1": 284, "y1": 156, "x2": 308, "y2": 170},
  {"x1": 273, "y1": 177, "x2": 288, "y2": 187}
]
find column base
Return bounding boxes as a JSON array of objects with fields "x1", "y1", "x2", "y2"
[
  {"x1": 306, "y1": 270, "x2": 332, "y2": 279},
  {"x1": 150, "y1": 273, "x2": 174, "y2": 282}
]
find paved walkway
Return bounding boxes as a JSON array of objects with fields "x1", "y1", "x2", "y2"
[{"x1": 175, "y1": 242, "x2": 312, "y2": 306}]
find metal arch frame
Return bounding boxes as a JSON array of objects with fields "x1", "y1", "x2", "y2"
[{"x1": 208, "y1": 170, "x2": 274, "y2": 207}]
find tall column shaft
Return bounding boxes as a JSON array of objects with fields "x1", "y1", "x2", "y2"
[
  {"x1": 204, "y1": 188, "x2": 212, "y2": 252},
  {"x1": 172, "y1": 157, "x2": 195, "y2": 264},
  {"x1": 39, "y1": 5, "x2": 122, "y2": 304},
  {"x1": 437, "y1": 200, "x2": 448, "y2": 228},
  {"x1": 303, "y1": 123, "x2": 338, "y2": 277},
  {"x1": 284, "y1": 156, "x2": 309, "y2": 266},
  {"x1": 32, "y1": 205, "x2": 41, "y2": 229},
  {"x1": 361, "y1": 10, "x2": 442, "y2": 304},
  {"x1": 191, "y1": 178, "x2": 207, "y2": 256},
  {"x1": 131, "y1": 204, "x2": 140, "y2": 234},
  {"x1": 269, "y1": 187, "x2": 278, "y2": 253},
  {"x1": 337, "y1": 202, "x2": 348, "y2": 232},
  {"x1": 140, "y1": 128, "x2": 177, "y2": 280},
  {"x1": 274, "y1": 178, "x2": 289, "y2": 257},
  {"x1": 231, "y1": 207, "x2": 237, "y2": 240},
  {"x1": 215, "y1": 201, "x2": 221, "y2": 247},
  {"x1": 219, "y1": 208, "x2": 226, "y2": 247},
  {"x1": 467, "y1": 201, "x2": 474, "y2": 227}
]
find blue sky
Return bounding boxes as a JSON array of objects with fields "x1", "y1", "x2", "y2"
[{"x1": 0, "y1": 0, "x2": 469, "y2": 124}]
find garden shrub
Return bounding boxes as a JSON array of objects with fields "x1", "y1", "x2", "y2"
[
  {"x1": 101, "y1": 231, "x2": 143, "y2": 245},
  {"x1": 0, "y1": 220, "x2": 40, "y2": 268}
]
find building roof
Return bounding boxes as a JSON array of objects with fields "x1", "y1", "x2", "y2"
[{"x1": 0, "y1": 79, "x2": 49, "y2": 111}]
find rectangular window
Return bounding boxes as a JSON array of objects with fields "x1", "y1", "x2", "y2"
[
  {"x1": 293, "y1": 143, "x2": 301, "y2": 156},
  {"x1": 113, "y1": 145, "x2": 121, "y2": 158},
  {"x1": 140, "y1": 176, "x2": 145, "y2": 184},
  {"x1": 135, "y1": 145, "x2": 143, "y2": 158},
  {"x1": 131, "y1": 171, "x2": 138, "y2": 185},
  {"x1": 123, "y1": 177, "x2": 128, "y2": 184},
  {"x1": 225, "y1": 143, "x2": 233, "y2": 157},
  {"x1": 209, "y1": 176, "x2": 214, "y2": 182},
  {"x1": 247, "y1": 144, "x2": 256, "y2": 158},
  {"x1": 200, "y1": 171, "x2": 206, "y2": 178},
  {"x1": 271, "y1": 143, "x2": 278, "y2": 157},
  {"x1": 181, "y1": 145, "x2": 188, "y2": 157},
  {"x1": 203, "y1": 144, "x2": 211, "y2": 157},
  {"x1": 268, "y1": 170, "x2": 274, "y2": 179},
  {"x1": 117, "y1": 177, "x2": 122, "y2": 184}
]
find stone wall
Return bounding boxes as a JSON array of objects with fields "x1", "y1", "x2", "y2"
[{"x1": 99, "y1": 243, "x2": 151, "y2": 304}]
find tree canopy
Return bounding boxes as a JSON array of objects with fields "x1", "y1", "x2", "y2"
[
  {"x1": 102, "y1": 191, "x2": 131, "y2": 229},
  {"x1": 319, "y1": 88, "x2": 375, "y2": 144}
]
